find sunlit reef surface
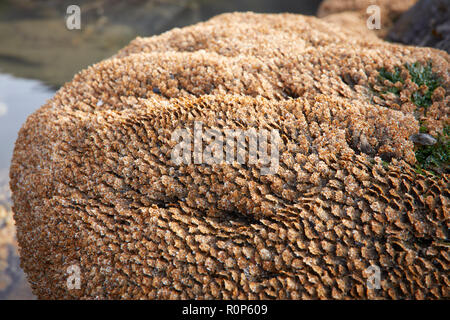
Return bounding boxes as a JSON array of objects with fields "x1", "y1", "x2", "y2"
[{"x1": 10, "y1": 12, "x2": 448, "y2": 299}]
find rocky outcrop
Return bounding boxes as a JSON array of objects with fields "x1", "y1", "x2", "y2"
[
  {"x1": 0, "y1": 171, "x2": 34, "y2": 300},
  {"x1": 10, "y1": 12, "x2": 449, "y2": 299},
  {"x1": 387, "y1": 0, "x2": 450, "y2": 53}
]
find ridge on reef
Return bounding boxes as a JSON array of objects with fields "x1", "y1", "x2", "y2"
[{"x1": 10, "y1": 12, "x2": 449, "y2": 299}]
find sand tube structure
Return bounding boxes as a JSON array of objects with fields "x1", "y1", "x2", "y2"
[{"x1": 10, "y1": 12, "x2": 449, "y2": 299}]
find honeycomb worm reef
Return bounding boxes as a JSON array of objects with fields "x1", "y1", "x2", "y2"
[{"x1": 10, "y1": 12, "x2": 449, "y2": 299}]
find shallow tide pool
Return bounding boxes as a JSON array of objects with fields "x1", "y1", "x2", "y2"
[{"x1": 0, "y1": 73, "x2": 55, "y2": 171}]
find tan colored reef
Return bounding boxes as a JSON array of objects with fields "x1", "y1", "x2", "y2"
[
  {"x1": 10, "y1": 12, "x2": 449, "y2": 299},
  {"x1": 317, "y1": 0, "x2": 417, "y2": 38}
]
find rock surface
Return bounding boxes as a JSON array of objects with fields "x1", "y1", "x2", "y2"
[
  {"x1": 387, "y1": 0, "x2": 450, "y2": 53},
  {"x1": 10, "y1": 12, "x2": 449, "y2": 299}
]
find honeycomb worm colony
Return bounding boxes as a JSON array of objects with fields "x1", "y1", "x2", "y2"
[{"x1": 10, "y1": 13, "x2": 449, "y2": 299}]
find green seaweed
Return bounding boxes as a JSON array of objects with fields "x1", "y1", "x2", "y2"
[
  {"x1": 381, "y1": 160, "x2": 390, "y2": 169},
  {"x1": 406, "y1": 62, "x2": 440, "y2": 91},
  {"x1": 419, "y1": 120, "x2": 428, "y2": 133},
  {"x1": 375, "y1": 61, "x2": 441, "y2": 108},
  {"x1": 377, "y1": 66, "x2": 403, "y2": 96},
  {"x1": 406, "y1": 62, "x2": 446, "y2": 175},
  {"x1": 378, "y1": 66, "x2": 403, "y2": 85},
  {"x1": 406, "y1": 61, "x2": 441, "y2": 112},
  {"x1": 415, "y1": 125, "x2": 449, "y2": 176}
]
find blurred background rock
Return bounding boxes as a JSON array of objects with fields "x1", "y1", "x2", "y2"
[
  {"x1": 3, "y1": 0, "x2": 446, "y2": 300},
  {"x1": 387, "y1": 0, "x2": 450, "y2": 53}
]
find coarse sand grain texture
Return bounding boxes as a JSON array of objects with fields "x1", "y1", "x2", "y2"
[
  {"x1": 9, "y1": 12, "x2": 449, "y2": 299},
  {"x1": 0, "y1": 172, "x2": 34, "y2": 300}
]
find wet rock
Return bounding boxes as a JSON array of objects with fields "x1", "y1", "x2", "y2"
[
  {"x1": 409, "y1": 133, "x2": 438, "y2": 145},
  {"x1": 317, "y1": 0, "x2": 417, "y2": 38},
  {"x1": 387, "y1": 0, "x2": 450, "y2": 53}
]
